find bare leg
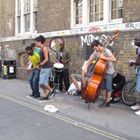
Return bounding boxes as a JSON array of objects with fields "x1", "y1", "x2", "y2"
[
  {"x1": 98, "y1": 90, "x2": 111, "y2": 108},
  {"x1": 45, "y1": 84, "x2": 53, "y2": 93},
  {"x1": 106, "y1": 91, "x2": 112, "y2": 102},
  {"x1": 40, "y1": 84, "x2": 53, "y2": 97},
  {"x1": 71, "y1": 77, "x2": 81, "y2": 90},
  {"x1": 42, "y1": 88, "x2": 49, "y2": 97},
  {"x1": 101, "y1": 90, "x2": 106, "y2": 101}
]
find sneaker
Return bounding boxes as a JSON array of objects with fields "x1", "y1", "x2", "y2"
[
  {"x1": 73, "y1": 92, "x2": 78, "y2": 96},
  {"x1": 65, "y1": 91, "x2": 70, "y2": 95},
  {"x1": 39, "y1": 96, "x2": 49, "y2": 100},
  {"x1": 34, "y1": 95, "x2": 40, "y2": 98},
  {"x1": 85, "y1": 100, "x2": 89, "y2": 103},
  {"x1": 73, "y1": 90, "x2": 81, "y2": 96},
  {"x1": 29, "y1": 94, "x2": 34, "y2": 97},
  {"x1": 98, "y1": 100, "x2": 106, "y2": 108},
  {"x1": 48, "y1": 91, "x2": 53, "y2": 97},
  {"x1": 130, "y1": 104, "x2": 140, "y2": 110},
  {"x1": 135, "y1": 110, "x2": 140, "y2": 115},
  {"x1": 99, "y1": 102, "x2": 110, "y2": 108},
  {"x1": 48, "y1": 89, "x2": 55, "y2": 97}
]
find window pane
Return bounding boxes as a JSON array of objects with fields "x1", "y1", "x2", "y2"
[
  {"x1": 118, "y1": 9, "x2": 123, "y2": 18},
  {"x1": 112, "y1": 0, "x2": 116, "y2": 9},
  {"x1": 100, "y1": 12, "x2": 103, "y2": 20},
  {"x1": 95, "y1": 13, "x2": 99, "y2": 21},
  {"x1": 24, "y1": 0, "x2": 30, "y2": 14},
  {"x1": 112, "y1": 10, "x2": 116, "y2": 19},
  {"x1": 89, "y1": 15, "x2": 93, "y2": 22},
  {"x1": 17, "y1": 0, "x2": 21, "y2": 16},
  {"x1": 100, "y1": 3, "x2": 103, "y2": 11},
  {"x1": 95, "y1": 4, "x2": 99, "y2": 13},
  {"x1": 33, "y1": 0, "x2": 37, "y2": 11},
  {"x1": 17, "y1": 16, "x2": 21, "y2": 33},
  {"x1": 24, "y1": 14, "x2": 30, "y2": 32},
  {"x1": 17, "y1": 0, "x2": 21, "y2": 33},
  {"x1": 33, "y1": 0, "x2": 38, "y2": 31},
  {"x1": 90, "y1": 5, "x2": 93, "y2": 14},
  {"x1": 74, "y1": 0, "x2": 83, "y2": 24},
  {"x1": 33, "y1": 12, "x2": 37, "y2": 31},
  {"x1": 24, "y1": 0, "x2": 30, "y2": 32}
]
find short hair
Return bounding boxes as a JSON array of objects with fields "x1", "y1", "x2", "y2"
[
  {"x1": 31, "y1": 43, "x2": 36, "y2": 48},
  {"x1": 91, "y1": 40, "x2": 101, "y2": 48},
  {"x1": 25, "y1": 45, "x2": 33, "y2": 51},
  {"x1": 35, "y1": 35, "x2": 46, "y2": 44}
]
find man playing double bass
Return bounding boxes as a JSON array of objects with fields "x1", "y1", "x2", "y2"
[{"x1": 83, "y1": 40, "x2": 116, "y2": 108}]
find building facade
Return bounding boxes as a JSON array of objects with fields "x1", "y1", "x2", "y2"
[{"x1": 0, "y1": 0, "x2": 140, "y2": 79}]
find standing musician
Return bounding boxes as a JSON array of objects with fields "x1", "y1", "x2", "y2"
[
  {"x1": 83, "y1": 40, "x2": 116, "y2": 108},
  {"x1": 56, "y1": 39, "x2": 71, "y2": 92}
]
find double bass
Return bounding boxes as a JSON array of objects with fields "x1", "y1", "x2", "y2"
[{"x1": 82, "y1": 31, "x2": 120, "y2": 103}]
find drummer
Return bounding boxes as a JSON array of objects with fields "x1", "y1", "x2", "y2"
[{"x1": 56, "y1": 39, "x2": 71, "y2": 92}]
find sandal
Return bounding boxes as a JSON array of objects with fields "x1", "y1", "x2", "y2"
[{"x1": 48, "y1": 89, "x2": 54, "y2": 97}]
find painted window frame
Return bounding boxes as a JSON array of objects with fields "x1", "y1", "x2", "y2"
[
  {"x1": 15, "y1": 0, "x2": 37, "y2": 36},
  {"x1": 71, "y1": 0, "x2": 123, "y2": 28}
]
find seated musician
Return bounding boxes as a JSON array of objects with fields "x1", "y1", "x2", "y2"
[
  {"x1": 83, "y1": 40, "x2": 116, "y2": 108},
  {"x1": 71, "y1": 59, "x2": 96, "y2": 96}
]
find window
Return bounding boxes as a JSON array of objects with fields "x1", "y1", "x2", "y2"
[
  {"x1": 89, "y1": 0, "x2": 103, "y2": 22},
  {"x1": 111, "y1": 0, "x2": 123, "y2": 19},
  {"x1": 15, "y1": 0, "x2": 38, "y2": 34},
  {"x1": 71, "y1": 0, "x2": 123, "y2": 27}
]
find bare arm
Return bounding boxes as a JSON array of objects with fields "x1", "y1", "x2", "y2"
[
  {"x1": 100, "y1": 53, "x2": 116, "y2": 62},
  {"x1": 39, "y1": 46, "x2": 49, "y2": 66},
  {"x1": 83, "y1": 57, "x2": 94, "y2": 75}
]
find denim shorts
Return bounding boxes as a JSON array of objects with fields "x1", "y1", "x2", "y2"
[
  {"x1": 39, "y1": 68, "x2": 52, "y2": 85},
  {"x1": 102, "y1": 74, "x2": 113, "y2": 92}
]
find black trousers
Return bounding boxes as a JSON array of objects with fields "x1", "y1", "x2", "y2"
[{"x1": 61, "y1": 68, "x2": 70, "y2": 91}]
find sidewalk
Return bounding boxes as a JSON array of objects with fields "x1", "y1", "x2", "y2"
[{"x1": 0, "y1": 79, "x2": 140, "y2": 139}]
